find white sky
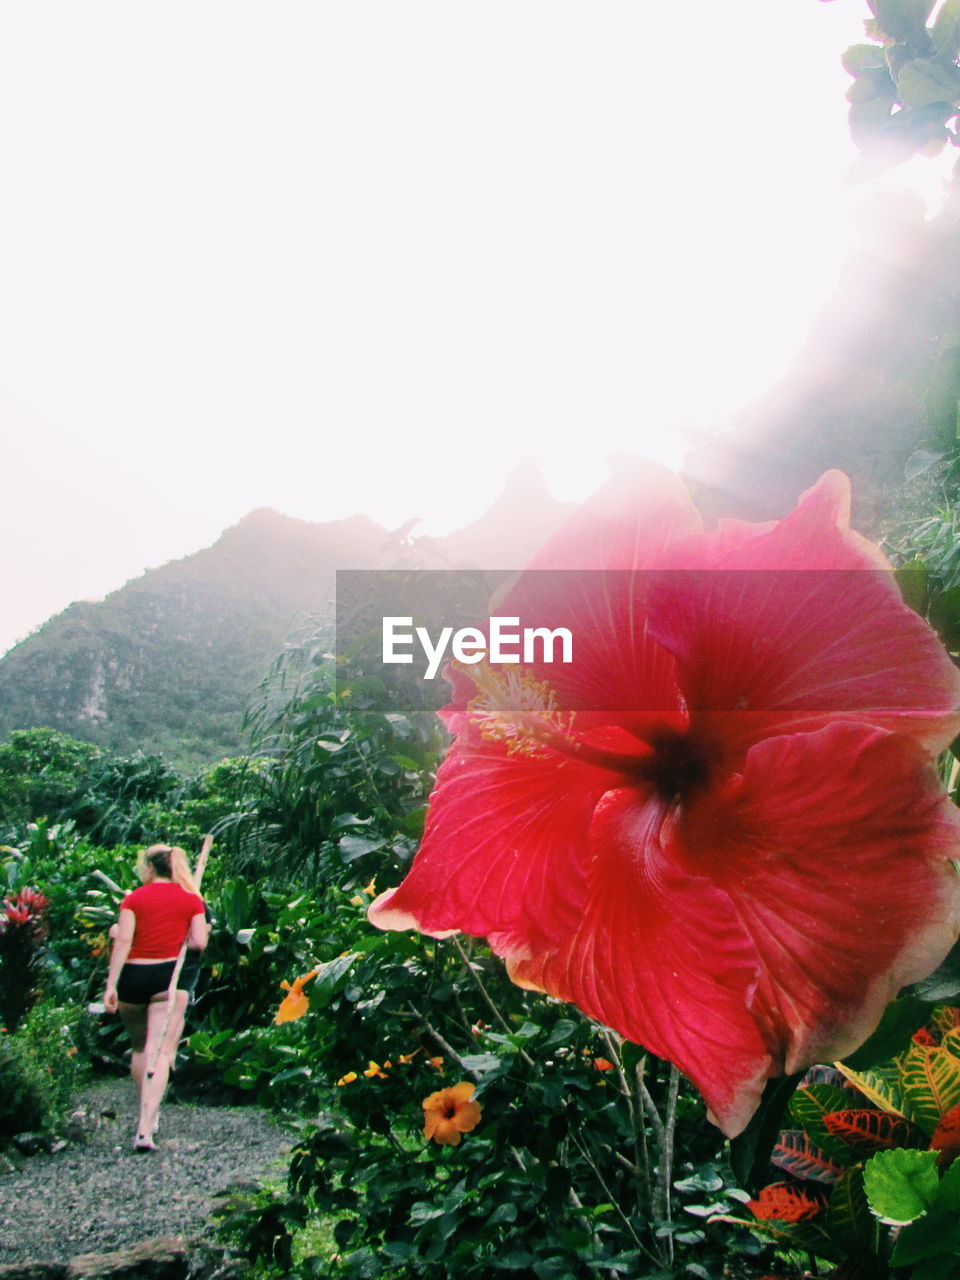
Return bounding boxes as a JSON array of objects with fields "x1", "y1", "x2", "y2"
[{"x1": 1, "y1": 1, "x2": 954, "y2": 656}]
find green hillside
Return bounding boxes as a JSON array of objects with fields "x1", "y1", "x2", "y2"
[{"x1": 0, "y1": 470, "x2": 573, "y2": 770}]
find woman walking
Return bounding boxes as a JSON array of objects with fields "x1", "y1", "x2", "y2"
[{"x1": 103, "y1": 844, "x2": 208, "y2": 1151}]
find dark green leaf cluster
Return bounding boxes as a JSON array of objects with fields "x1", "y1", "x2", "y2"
[{"x1": 842, "y1": 0, "x2": 960, "y2": 172}]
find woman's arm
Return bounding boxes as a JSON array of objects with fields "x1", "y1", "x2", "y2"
[
  {"x1": 186, "y1": 911, "x2": 209, "y2": 951},
  {"x1": 104, "y1": 908, "x2": 136, "y2": 1012}
]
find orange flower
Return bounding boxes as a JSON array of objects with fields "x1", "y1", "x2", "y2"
[
  {"x1": 422, "y1": 1081, "x2": 482, "y2": 1146},
  {"x1": 336, "y1": 1071, "x2": 358, "y2": 1086},
  {"x1": 397, "y1": 1049, "x2": 421, "y2": 1065},
  {"x1": 364, "y1": 1060, "x2": 389, "y2": 1078},
  {"x1": 274, "y1": 968, "x2": 319, "y2": 1024},
  {"x1": 349, "y1": 878, "x2": 378, "y2": 906},
  {"x1": 593, "y1": 1057, "x2": 615, "y2": 1072}
]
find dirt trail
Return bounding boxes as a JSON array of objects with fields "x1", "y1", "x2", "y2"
[{"x1": 1, "y1": 1079, "x2": 291, "y2": 1268}]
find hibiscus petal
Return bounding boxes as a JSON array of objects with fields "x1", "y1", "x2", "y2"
[
  {"x1": 522, "y1": 459, "x2": 703, "y2": 574},
  {"x1": 368, "y1": 737, "x2": 617, "y2": 958},
  {"x1": 651, "y1": 472, "x2": 960, "y2": 755},
  {"x1": 435, "y1": 462, "x2": 700, "y2": 725},
  {"x1": 683, "y1": 724, "x2": 960, "y2": 1075},
  {"x1": 508, "y1": 788, "x2": 773, "y2": 1136}
]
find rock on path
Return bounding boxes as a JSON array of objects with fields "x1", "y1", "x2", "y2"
[{"x1": 0, "y1": 1080, "x2": 292, "y2": 1268}]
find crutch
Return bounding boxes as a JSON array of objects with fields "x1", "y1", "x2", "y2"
[{"x1": 145, "y1": 833, "x2": 213, "y2": 1080}]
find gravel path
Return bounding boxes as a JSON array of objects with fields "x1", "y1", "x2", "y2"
[{"x1": 0, "y1": 1078, "x2": 292, "y2": 1267}]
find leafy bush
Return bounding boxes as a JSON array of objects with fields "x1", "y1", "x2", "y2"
[{"x1": 0, "y1": 1001, "x2": 88, "y2": 1138}]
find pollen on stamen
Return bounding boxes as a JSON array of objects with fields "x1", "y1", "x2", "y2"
[{"x1": 461, "y1": 661, "x2": 573, "y2": 757}]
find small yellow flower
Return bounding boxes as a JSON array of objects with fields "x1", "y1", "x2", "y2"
[
  {"x1": 427, "y1": 1056, "x2": 444, "y2": 1070},
  {"x1": 362, "y1": 876, "x2": 377, "y2": 896},
  {"x1": 422, "y1": 1081, "x2": 482, "y2": 1146},
  {"x1": 398, "y1": 1049, "x2": 421, "y2": 1065},
  {"x1": 336, "y1": 1071, "x2": 358, "y2": 1086},
  {"x1": 363, "y1": 1060, "x2": 389, "y2": 1079},
  {"x1": 274, "y1": 968, "x2": 320, "y2": 1025}
]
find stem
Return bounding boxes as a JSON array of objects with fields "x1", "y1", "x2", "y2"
[
  {"x1": 450, "y1": 936, "x2": 536, "y2": 1069},
  {"x1": 567, "y1": 1127, "x2": 662, "y2": 1270},
  {"x1": 655, "y1": 1064, "x2": 680, "y2": 1267},
  {"x1": 634, "y1": 1059, "x2": 655, "y2": 1218},
  {"x1": 600, "y1": 1029, "x2": 645, "y2": 1213},
  {"x1": 407, "y1": 1003, "x2": 480, "y2": 1081}
]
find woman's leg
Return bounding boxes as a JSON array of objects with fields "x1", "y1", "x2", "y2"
[
  {"x1": 137, "y1": 989, "x2": 189, "y2": 1143},
  {"x1": 118, "y1": 1001, "x2": 148, "y2": 1100}
]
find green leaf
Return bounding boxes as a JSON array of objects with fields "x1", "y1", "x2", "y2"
[
  {"x1": 540, "y1": 1018, "x2": 579, "y2": 1051},
  {"x1": 913, "y1": 1256, "x2": 960, "y2": 1279},
  {"x1": 410, "y1": 1202, "x2": 445, "y2": 1225},
  {"x1": 824, "y1": 1166, "x2": 879, "y2": 1262},
  {"x1": 459, "y1": 1051, "x2": 509, "y2": 1082},
  {"x1": 311, "y1": 952, "x2": 356, "y2": 1005},
  {"x1": 897, "y1": 58, "x2": 960, "y2": 108},
  {"x1": 842, "y1": 43, "x2": 889, "y2": 76},
  {"x1": 487, "y1": 1203, "x2": 518, "y2": 1226},
  {"x1": 892, "y1": 1210, "x2": 960, "y2": 1265},
  {"x1": 912, "y1": 939, "x2": 960, "y2": 1001},
  {"x1": 924, "y1": 339, "x2": 960, "y2": 449},
  {"x1": 789, "y1": 1083, "x2": 860, "y2": 1164},
  {"x1": 932, "y1": 0, "x2": 960, "y2": 57},
  {"x1": 338, "y1": 833, "x2": 385, "y2": 861},
  {"x1": 863, "y1": 1147, "x2": 941, "y2": 1223},
  {"x1": 869, "y1": 0, "x2": 937, "y2": 43},
  {"x1": 673, "y1": 1164, "x2": 725, "y2": 1195},
  {"x1": 935, "y1": 1152, "x2": 960, "y2": 1209},
  {"x1": 269, "y1": 1066, "x2": 312, "y2": 1085}
]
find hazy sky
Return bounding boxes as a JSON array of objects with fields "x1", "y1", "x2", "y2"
[{"x1": 1, "y1": 1, "x2": 951, "y2": 656}]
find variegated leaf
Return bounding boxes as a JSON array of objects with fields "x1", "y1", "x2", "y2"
[
  {"x1": 834, "y1": 1061, "x2": 906, "y2": 1117},
  {"x1": 790, "y1": 1084, "x2": 859, "y2": 1164},
  {"x1": 823, "y1": 1108, "x2": 927, "y2": 1155},
  {"x1": 932, "y1": 1005, "x2": 960, "y2": 1035},
  {"x1": 900, "y1": 1031, "x2": 960, "y2": 1134},
  {"x1": 771, "y1": 1129, "x2": 846, "y2": 1186}
]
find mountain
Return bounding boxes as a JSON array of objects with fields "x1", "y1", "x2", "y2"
[
  {"x1": 0, "y1": 466, "x2": 572, "y2": 770},
  {"x1": 684, "y1": 194, "x2": 957, "y2": 537}
]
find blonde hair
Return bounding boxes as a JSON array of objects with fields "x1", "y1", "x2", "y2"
[{"x1": 138, "y1": 844, "x2": 199, "y2": 895}]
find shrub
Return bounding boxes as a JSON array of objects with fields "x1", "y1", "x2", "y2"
[{"x1": 0, "y1": 1002, "x2": 87, "y2": 1138}]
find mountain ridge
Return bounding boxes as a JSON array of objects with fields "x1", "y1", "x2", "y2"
[{"x1": 0, "y1": 466, "x2": 574, "y2": 769}]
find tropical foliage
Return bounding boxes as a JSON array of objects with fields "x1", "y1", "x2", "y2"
[{"x1": 7, "y1": 10, "x2": 960, "y2": 1278}]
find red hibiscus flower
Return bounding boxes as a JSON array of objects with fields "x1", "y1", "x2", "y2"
[{"x1": 369, "y1": 465, "x2": 960, "y2": 1136}]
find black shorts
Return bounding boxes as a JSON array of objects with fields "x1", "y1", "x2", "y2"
[{"x1": 117, "y1": 953, "x2": 201, "y2": 1004}]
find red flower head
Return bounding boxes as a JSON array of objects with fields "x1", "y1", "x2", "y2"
[
  {"x1": 369, "y1": 466, "x2": 960, "y2": 1136},
  {"x1": 2, "y1": 888, "x2": 49, "y2": 938}
]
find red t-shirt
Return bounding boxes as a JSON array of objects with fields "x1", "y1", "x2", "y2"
[{"x1": 121, "y1": 881, "x2": 206, "y2": 960}]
